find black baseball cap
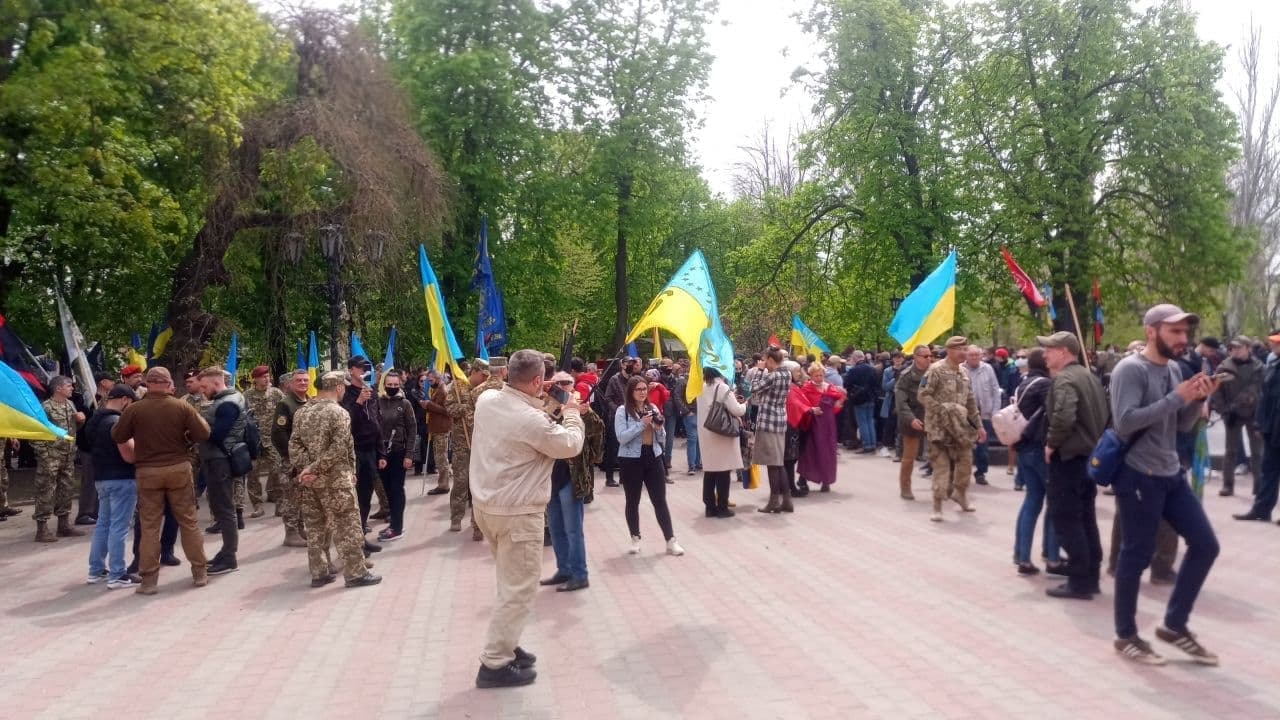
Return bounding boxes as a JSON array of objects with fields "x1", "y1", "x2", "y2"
[
  {"x1": 107, "y1": 383, "x2": 138, "y2": 401},
  {"x1": 347, "y1": 355, "x2": 373, "y2": 370}
]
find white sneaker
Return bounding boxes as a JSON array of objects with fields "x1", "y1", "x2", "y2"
[
  {"x1": 877, "y1": 447, "x2": 891, "y2": 458},
  {"x1": 930, "y1": 512, "x2": 943, "y2": 522},
  {"x1": 666, "y1": 538, "x2": 685, "y2": 556},
  {"x1": 85, "y1": 574, "x2": 106, "y2": 585},
  {"x1": 628, "y1": 536, "x2": 641, "y2": 555},
  {"x1": 107, "y1": 576, "x2": 139, "y2": 589}
]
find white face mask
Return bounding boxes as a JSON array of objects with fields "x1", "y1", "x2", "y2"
[{"x1": 1015, "y1": 358, "x2": 1027, "y2": 369}]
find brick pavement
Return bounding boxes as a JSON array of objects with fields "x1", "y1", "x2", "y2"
[{"x1": 2, "y1": 445, "x2": 1278, "y2": 719}]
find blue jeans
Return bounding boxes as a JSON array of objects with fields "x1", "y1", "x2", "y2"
[
  {"x1": 1013, "y1": 445, "x2": 1058, "y2": 564},
  {"x1": 973, "y1": 419, "x2": 994, "y2": 475},
  {"x1": 683, "y1": 414, "x2": 701, "y2": 469},
  {"x1": 88, "y1": 480, "x2": 137, "y2": 581},
  {"x1": 1113, "y1": 465, "x2": 1220, "y2": 638},
  {"x1": 547, "y1": 480, "x2": 587, "y2": 581},
  {"x1": 854, "y1": 402, "x2": 876, "y2": 450}
]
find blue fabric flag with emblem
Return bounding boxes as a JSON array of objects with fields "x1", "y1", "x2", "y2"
[{"x1": 472, "y1": 215, "x2": 508, "y2": 360}]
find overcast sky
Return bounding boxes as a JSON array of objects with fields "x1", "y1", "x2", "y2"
[{"x1": 276, "y1": 0, "x2": 1280, "y2": 197}]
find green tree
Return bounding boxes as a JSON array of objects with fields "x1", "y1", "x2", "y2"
[{"x1": 0, "y1": 0, "x2": 287, "y2": 350}]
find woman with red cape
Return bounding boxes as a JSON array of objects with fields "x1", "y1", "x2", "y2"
[{"x1": 790, "y1": 362, "x2": 846, "y2": 492}]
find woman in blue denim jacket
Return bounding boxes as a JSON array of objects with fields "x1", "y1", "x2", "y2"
[{"x1": 615, "y1": 375, "x2": 684, "y2": 557}]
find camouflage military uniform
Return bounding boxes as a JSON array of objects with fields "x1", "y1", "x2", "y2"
[
  {"x1": 34, "y1": 399, "x2": 79, "y2": 521},
  {"x1": 244, "y1": 385, "x2": 285, "y2": 507},
  {"x1": 289, "y1": 397, "x2": 368, "y2": 581},
  {"x1": 444, "y1": 378, "x2": 475, "y2": 528},
  {"x1": 272, "y1": 392, "x2": 307, "y2": 536},
  {"x1": 184, "y1": 393, "x2": 208, "y2": 495},
  {"x1": 916, "y1": 360, "x2": 981, "y2": 513},
  {"x1": 0, "y1": 438, "x2": 13, "y2": 512}
]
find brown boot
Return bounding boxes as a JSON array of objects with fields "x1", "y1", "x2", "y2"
[
  {"x1": 56, "y1": 515, "x2": 86, "y2": 537},
  {"x1": 35, "y1": 520, "x2": 57, "y2": 543},
  {"x1": 283, "y1": 528, "x2": 307, "y2": 548},
  {"x1": 757, "y1": 494, "x2": 780, "y2": 513}
]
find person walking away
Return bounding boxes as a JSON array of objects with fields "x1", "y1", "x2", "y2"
[
  {"x1": 1235, "y1": 331, "x2": 1280, "y2": 523},
  {"x1": 470, "y1": 350, "x2": 585, "y2": 688},
  {"x1": 844, "y1": 351, "x2": 878, "y2": 453},
  {"x1": 1038, "y1": 333, "x2": 1107, "y2": 598},
  {"x1": 1010, "y1": 349, "x2": 1061, "y2": 575},
  {"x1": 84, "y1": 384, "x2": 140, "y2": 588},
  {"x1": 697, "y1": 367, "x2": 746, "y2": 517},
  {"x1": 291, "y1": 371, "x2": 381, "y2": 589},
  {"x1": 32, "y1": 376, "x2": 85, "y2": 542},
  {"x1": 1212, "y1": 337, "x2": 1263, "y2": 497},
  {"x1": 894, "y1": 346, "x2": 931, "y2": 500},
  {"x1": 376, "y1": 371, "x2": 417, "y2": 542},
  {"x1": 917, "y1": 337, "x2": 985, "y2": 521},
  {"x1": 615, "y1": 375, "x2": 685, "y2": 553},
  {"x1": 111, "y1": 367, "x2": 211, "y2": 595},
  {"x1": 1110, "y1": 304, "x2": 1221, "y2": 666}
]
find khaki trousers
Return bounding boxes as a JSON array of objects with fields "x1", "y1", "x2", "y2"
[
  {"x1": 136, "y1": 462, "x2": 207, "y2": 586},
  {"x1": 474, "y1": 508, "x2": 544, "y2": 669},
  {"x1": 899, "y1": 433, "x2": 922, "y2": 497}
]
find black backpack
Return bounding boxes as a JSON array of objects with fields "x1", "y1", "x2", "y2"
[{"x1": 242, "y1": 413, "x2": 263, "y2": 460}]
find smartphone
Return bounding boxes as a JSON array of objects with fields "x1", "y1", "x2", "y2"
[{"x1": 551, "y1": 386, "x2": 571, "y2": 404}]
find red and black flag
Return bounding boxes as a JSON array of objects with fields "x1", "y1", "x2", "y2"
[
  {"x1": 1001, "y1": 247, "x2": 1047, "y2": 314},
  {"x1": 0, "y1": 314, "x2": 50, "y2": 394}
]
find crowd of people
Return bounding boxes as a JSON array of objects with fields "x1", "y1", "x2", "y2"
[{"x1": 4, "y1": 301, "x2": 1277, "y2": 685}]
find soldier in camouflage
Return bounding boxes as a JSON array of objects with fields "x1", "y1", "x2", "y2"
[
  {"x1": 0, "y1": 437, "x2": 21, "y2": 521},
  {"x1": 244, "y1": 365, "x2": 285, "y2": 516},
  {"x1": 445, "y1": 360, "x2": 487, "y2": 536},
  {"x1": 182, "y1": 371, "x2": 208, "y2": 501},
  {"x1": 272, "y1": 368, "x2": 312, "y2": 548},
  {"x1": 33, "y1": 376, "x2": 85, "y2": 542},
  {"x1": 917, "y1": 336, "x2": 985, "y2": 522},
  {"x1": 289, "y1": 370, "x2": 381, "y2": 589}
]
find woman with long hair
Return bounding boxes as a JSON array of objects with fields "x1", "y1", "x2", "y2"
[
  {"x1": 796, "y1": 362, "x2": 846, "y2": 492},
  {"x1": 695, "y1": 367, "x2": 746, "y2": 518},
  {"x1": 615, "y1": 375, "x2": 684, "y2": 556},
  {"x1": 1012, "y1": 348, "x2": 1061, "y2": 575}
]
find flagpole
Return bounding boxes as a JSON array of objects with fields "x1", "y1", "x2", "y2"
[{"x1": 1063, "y1": 283, "x2": 1092, "y2": 371}]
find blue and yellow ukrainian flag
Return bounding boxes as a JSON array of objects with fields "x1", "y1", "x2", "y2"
[
  {"x1": 307, "y1": 331, "x2": 319, "y2": 398},
  {"x1": 419, "y1": 245, "x2": 467, "y2": 381},
  {"x1": 147, "y1": 323, "x2": 172, "y2": 367},
  {"x1": 791, "y1": 314, "x2": 831, "y2": 359},
  {"x1": 889, "y1": 250, "x2": 957, "y2": 351},
  {"x1": 626, "y1": 250, "x2": 734, "y2": 402},
  {"x1": 0, "y1": 360, "x2": 68, "y2": 441}
]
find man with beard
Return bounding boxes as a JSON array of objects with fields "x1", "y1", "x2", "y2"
[{"x1": 1109, "y1": 304, "x2": 1221, "y2": 666}]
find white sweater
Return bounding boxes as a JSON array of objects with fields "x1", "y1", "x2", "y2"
[{"x1": 469, "y1": 385, "x2": 585, "y2": 515}]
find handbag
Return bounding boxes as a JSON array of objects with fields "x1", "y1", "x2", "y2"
[
  {"x1": 1088, "y1": 427, "x2": 1151, "y2": 487},
  {"x1": 991, "y1": 377, "x2": 1046, "y2": 446},
  {"x1": 227, "y1": 441, "x2": 253, "y2": 477},
  {"x1": 703, "y1": 384, "x2": 742, "y2": 437}
]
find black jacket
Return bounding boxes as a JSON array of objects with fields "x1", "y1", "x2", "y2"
[
  {"x1": 1256, "y1": 359, "x2": 1280, "y2": 441},
  {"x1": 844, "y1": 362, "x2": 878, "y2": 405},
  {"x1": 341, "y1": 383, "x2": 384, "y2": 456},
  {"x1": 1014, "y1": 370, "x2": 1051, "y2": 447}
]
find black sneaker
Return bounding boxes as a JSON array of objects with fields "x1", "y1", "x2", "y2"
[
  {"x1": 363, "y1": 540, "x2": 383, "y2": 553},
  {"x1": 160, "y1": 554, "x2": 182, "y2": 567},
  {"x1": 377, "y1": 528, "x2": 404, "y2": 543},
  {"x1": 1114, "y1": 636, "x2": 1166, "y2": 666},
  {"x1": 1016, "y1": 562, "x2": 1040, "y2": 576},
  {"x1": 476, "y1": 662, "x2": 537, "y2": 689},
  {"x1": 310, "y1": 574, "x2": 337, "y2": 588},
  {"x1": 1045, "y1": 583, "x2": 1092, "y2": 600},
  {"x1": 513, "y1": 646, "x2": 537, "y2": 669},
  {"x1": 1155, "y1": 625, "x2": 1219, "y2": 666},
  {"x1": 205, "y1": 522, "x2": 221, "y2": 534},
  {"x1": 345, "y1": 572, "x2": 382, "y2": 589},
  {"x1": 207, "y1": 558, "x2": 238, "y2": 575},
  {"x1": 974, "y1": 473, "x2": 989, "y2": 486}
]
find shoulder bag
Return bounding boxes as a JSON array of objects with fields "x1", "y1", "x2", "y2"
[{"x1": 702, "y1": 384, "x2": 742, "y2": 437}]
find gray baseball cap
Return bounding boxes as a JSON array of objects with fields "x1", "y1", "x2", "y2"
[{"x1": 1143, "y1": 303, "x2": 1199, "y2": 327}]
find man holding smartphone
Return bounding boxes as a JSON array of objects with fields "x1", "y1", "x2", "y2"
[{"x1": 1109, "y1": 304, "x2": 1221, "y2": 666}]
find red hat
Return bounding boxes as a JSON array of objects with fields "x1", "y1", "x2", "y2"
[
  {"x1": 251, "y1": 365, "x2": 271, "y2": 378},
  {"x1": 121, "y1": 365, "x2": 142, "y2": 378},
  {"x1": 994, "y1": 348, "x2": 1009, "y2": 360}
]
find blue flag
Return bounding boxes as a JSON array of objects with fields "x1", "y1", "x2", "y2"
[
  {"x1": 472, "y1": 215, "x2": 508, "y2": 359},
  {"x1": 350, "y1": 332, "x2": 368, "y2": 361},
  {"x1": 226, "y1": 333, "x2": 239, "y2": 379}
]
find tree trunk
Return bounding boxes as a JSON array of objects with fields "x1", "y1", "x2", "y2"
[
  {"x1": 263, "y1": 237, "x2": 289, "y2": 377},
  {"x1": 157, "y1": 135, "x2": 264, "y2": 376},
  {"x1": 612, "y1": 171, "x2": 634, "y2": 353}
]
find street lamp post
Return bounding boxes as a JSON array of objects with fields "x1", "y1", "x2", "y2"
[{"x1": 318, "y1": 224, "x2": 345, "y2": 370}]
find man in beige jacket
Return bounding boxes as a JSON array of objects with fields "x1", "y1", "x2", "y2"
[{"x1": 470, "y1": 349, "x2": 585, "y2": 689}]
